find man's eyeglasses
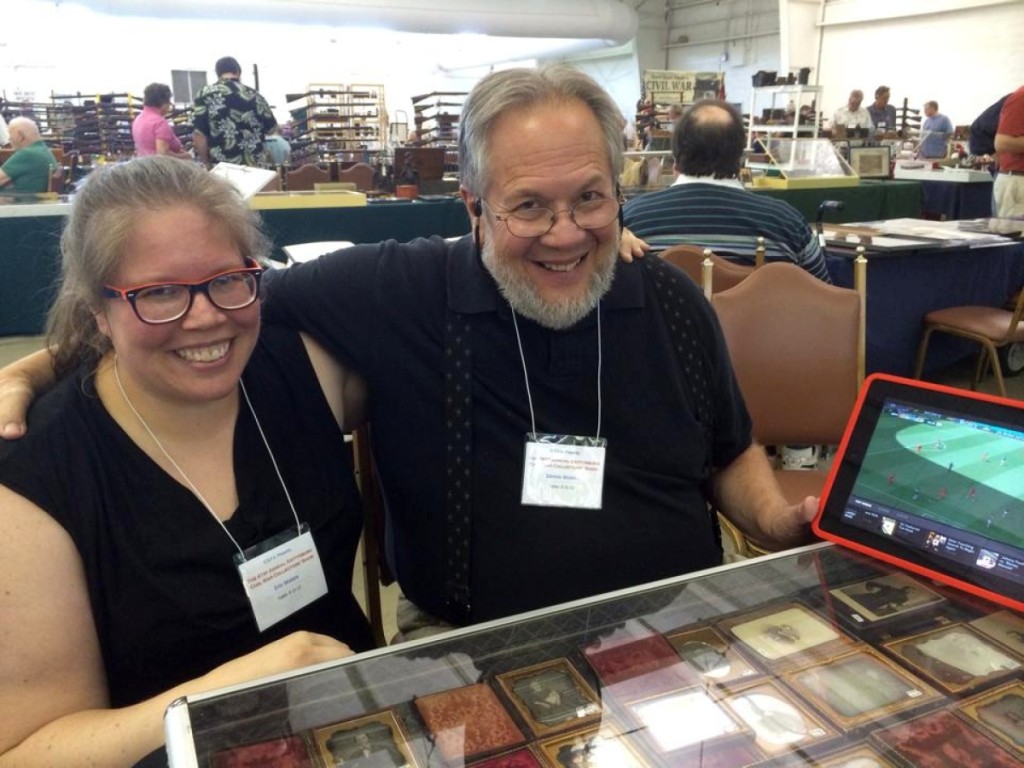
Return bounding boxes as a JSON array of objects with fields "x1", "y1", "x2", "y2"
[
  {"x1": 482, "y1": 195, "x2": 621, "y2": 239},
  {"x1": 102, "y1": 260, "x2": 263, "y2": 325}
]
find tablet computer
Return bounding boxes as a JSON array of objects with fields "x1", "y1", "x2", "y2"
[{"x1": 814, "y1": 372, "x2": 1024, "y2": 611}]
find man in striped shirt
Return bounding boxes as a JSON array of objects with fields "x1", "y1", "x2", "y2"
[{"x1": 623, "y1": 99, "x2": 831, "y2": 283}]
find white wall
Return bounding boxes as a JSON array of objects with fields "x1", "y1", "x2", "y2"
[
  {"x1": 815, "y1": 0, "x2": 1023, "y2": 128},
  {"x1": 651, "y1": 0, "x2": 1022, "y2": 131}
]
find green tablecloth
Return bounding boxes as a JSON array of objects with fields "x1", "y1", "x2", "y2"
[
  {"x1": 752, "y1": 180, "x2": 922, "y2": 223},
  {"x1": 0, "y1": 198, "x2": 471, "y2": 336}
]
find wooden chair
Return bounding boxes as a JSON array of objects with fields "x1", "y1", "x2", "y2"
[
  {"x1": 660, "y1": 245, "x2": 755, "y2": 299},
  {"x1": 711, "y1": 257, "x2": 867, "y2": 550},
  {"x1": 912, "y1": 290, "x2": 1024, "y2": 398},
  {"x1": 285, "y1": 163, "x2": 330, "y2": 191},
  {"x1": 47, "y1": 164, "x2": 65, "y2": 194},
  {"x1": 337, "y1": 162, "x2": 376, "y2": 191},
  {"x1": 352, "y1": 424, "x2": 394, "y2": 647}
]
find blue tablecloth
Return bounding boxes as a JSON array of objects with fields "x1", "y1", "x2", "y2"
[
  {"x1": 828, "y1": 241, "x2": 1024, "y2": 376},
  {"x1": 919, "y1": 179, "x2": 993, "y2": 220}
]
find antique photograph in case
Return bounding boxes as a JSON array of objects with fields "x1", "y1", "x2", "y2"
[
  {"x1": 871, "y1": 709, "x2": 1022, "y2": 767},
  {"x1": 720, "y1": 680, "x2": 837, "y2": 758},
  {"x1": 581, "y1": 630, "x2": 698, "y2": 699},
  {"x1": 970, "y1": 609, "x2": 1024, "y2": 656},
  {"x1": 312, "y1": 709, "x2": 419, "y2": 768},
  {"x1": 210, "y1": 733, "x2": 316, "y2": 768},
  {"x1": 758, "y1": 741, "x2": 898, "y2": 767},
  {"x1": 883, "y1": 623, "x2": 1022, "y2": 696},
  {"x1": 469, "y1": 745, "x2": 546, "y2": 767},
  {"x1": 782, "y1": 648, "x2": 938, "y2": 731},
  {"x1": 536, "y1": 723, "x2": 650, "y2": 768},
  {"x1": 959, "y1": 680, "x2": 1024, "y2": 756},
  {"x1": 828, "y1": 572, "x2": 945, "y2": 625},
  {"x1": 664, "y1": 625, "x2": 762, "y2": 687},
  {"x1": 496, "y1": 658, "x2": 602, "y2": 737},
  {"x1": 625, "y1": 685, "x2": 744, "y2": 755},
  {"x1": 718, "y1": 602, "x2": 857, "y2": 672},
  {"x1": 414, "y1": 682, "x2": 525, "y2": 763}
]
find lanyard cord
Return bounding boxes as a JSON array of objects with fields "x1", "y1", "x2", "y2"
[
  {"x1": 509, "y1": 300, "x2": 603, "y2": 440},
  {"x1": 113, "y1": 356, "x2": 302, "y2": 560}
]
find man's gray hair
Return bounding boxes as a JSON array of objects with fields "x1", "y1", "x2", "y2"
[{"x1": 459, "y1": 64, "x2": 624, "y2": 196}]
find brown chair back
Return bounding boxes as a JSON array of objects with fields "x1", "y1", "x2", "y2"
[
  {"x1": 352, "y1": 424, "x2": 393, "y2": 647},
  {"x1": 286, "y1": 163, "x2": 330, "y2": 191},
  {"x1": 712, "y1": 261, "x2": 866, "y2": 447},
  {"x1": 661, "y1": 244, "x2": 755, "y2": 299},
  {"x1": 338, "y1": 162, "x2": 376, "y2": 191}
]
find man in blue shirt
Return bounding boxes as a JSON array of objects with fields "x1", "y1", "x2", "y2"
[
  {"x1": 867, "y1": 85, "x2": 897, "y2": 134},
  {"x1": 920, "y1": 101, "x2": 953, "y2": 159}
]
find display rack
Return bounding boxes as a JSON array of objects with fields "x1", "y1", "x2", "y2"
[
  {"x1": 747, "y1": 84, "x2": 822, "y2": 149},
  {"x1": 50, "y1": 92, "x2": 140, "y2": 160},
  {"x1": 287, "y1": 84, "x2": 386, "y2": 165},
  {"x1": 896, "y1": 98, "x2": 922, "y2": 140},
  {"x1": 410, "y1": 91, "x2": 465, "y2": 146}
]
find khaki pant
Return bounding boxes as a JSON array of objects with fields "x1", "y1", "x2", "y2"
[{"x1": 393, "y1": 593, "x2": 458, "y2": 644}]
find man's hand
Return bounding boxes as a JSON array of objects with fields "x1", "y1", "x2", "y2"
[
  {"x1": 0, "y1": 375, "x2": 34, "y2": 439},
  {"x1": 619, "y1": 227, "x2": 650, "y2": 263},
  {"x1": 756, "y1": 495, "x2": 819, "y2": 551},
  {"x1": 0, "y1": 348, "x2": 57, "y2": 439}
]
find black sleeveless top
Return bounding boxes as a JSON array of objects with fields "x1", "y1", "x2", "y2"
[{"x1": 0, "y1": 325, "x2": 373, "y2": 707}]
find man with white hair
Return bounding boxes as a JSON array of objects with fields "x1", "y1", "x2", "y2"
[{"x1": 0, "y1": 117, "x2": 57, "y2": 194}]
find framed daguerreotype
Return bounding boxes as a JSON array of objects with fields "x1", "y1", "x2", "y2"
[
  {"x1": 959, "y1": 680, "x2": 1024, "y2": 756},
  {"x1": 872, "y1": 709, "x2": 1022, "y2": 767},
  {"x1": 970, "y1": 609, "x2": 1024, "y2": 656},
  {"x1": 757, "y1": 741, "x2": 899, "y2": 767},
  {"x1": 536, "y1": 723, "x2": 649, "y2": 768},
  {"x1": 828, "y1": 572, "x2": 946, "y2": 626},
  {"x1": 581, "y1": 630, "x2": 697, "y2": 699},
  {"x1": 312, "y1": 710, "x2": 419, "y2": 768},
  {"x1": 414, "y1": 683, "x2": 525, "y2": 763},
  {"x1": 718, "y1": 602, "x2": 858, "y2": 673},
  {"x1": 209, "y1": 734, "x2": 316, "y2": 767},
  {"x1": 720, "y1": 680, "x2": 837, "y2": 758},
  {"x1": 664, "y1": 625, "x2": 762, "y2": 688},
  {"x1": 783, "y1": 648, "x2": 938, "y2": 731},
  {"x1": 469, "y1": 745, "x2": 546, "y2": 767},
  {"x1": 625, "y1": 685, "x2": 744, "y2": 755},
  {"x1": 496, "y1": 658, "x2": 602, "y2": 737},
  {"x1": 883, "y1": 623, "x2": 1022, "y2": 696}
]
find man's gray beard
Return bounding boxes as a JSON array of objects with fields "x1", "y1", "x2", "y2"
[{"x1": 481, "y1": 239, "x2": 617, "y2": 330}]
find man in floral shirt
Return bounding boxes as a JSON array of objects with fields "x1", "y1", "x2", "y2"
[{"x1": 192, "y1": 56, "x2": 279, "y2": 167}]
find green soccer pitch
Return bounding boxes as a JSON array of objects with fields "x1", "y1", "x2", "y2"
[{"x1": 850, "y1": 411, "x2": 1024, "y2": 549}]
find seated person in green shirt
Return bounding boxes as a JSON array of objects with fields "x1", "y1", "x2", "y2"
[{"x1": 0, "y1": 117, "x2": 58, "y2": 196}]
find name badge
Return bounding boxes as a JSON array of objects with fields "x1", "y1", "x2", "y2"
[
  {"x1": 521, "y1": 433, "x2": 607, "y2": 509},
  {"x1": 235, "y1": 523, "x2": 328, "y2": 632}
]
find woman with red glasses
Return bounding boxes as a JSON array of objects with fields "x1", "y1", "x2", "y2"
[{"x1": 0, "y1": 156, "x2": 373, "y2": 766}]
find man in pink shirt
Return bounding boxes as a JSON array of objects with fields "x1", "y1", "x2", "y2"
[{"x1": 132, "y1": 83, "x2": 190, "y2": 159}]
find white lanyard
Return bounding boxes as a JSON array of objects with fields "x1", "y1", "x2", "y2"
[
  {"x1": 511, "y1": 303, "x2": 609, "y2": 509},
  {"x1": 114, "y1": 356, "x2": 301, "y2": 557},
  {"x1": 509, "y1": 300, "x2": 604, "y2": 440},
  {"x1": 114, "y1": 357, "x2": 327, "y2": 630}
]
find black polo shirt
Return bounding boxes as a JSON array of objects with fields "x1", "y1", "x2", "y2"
[{"x1": 263, "y1": 235, "x2": 751, "y2": 624}]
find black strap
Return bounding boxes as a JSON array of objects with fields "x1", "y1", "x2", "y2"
[
  {"x1": 441, "y1": 258, "x2": 720, "y2": 618},
  {"x1": 442, "y1": 309, "x2": 474, "y2": 621},
  {"x1": 643, "y1": 257, "x2": 721, "y2": 547}
]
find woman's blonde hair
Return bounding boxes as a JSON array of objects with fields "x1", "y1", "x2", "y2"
[{"x1": 46, "y1": 156, "x2": 270, "y2": 376}]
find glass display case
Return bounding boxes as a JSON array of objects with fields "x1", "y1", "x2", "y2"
[
  {"x1": 165, "y1": 543, "x2": 1024, "y2": 767},
  {"x1": 749, "y1": 138, "x2": 859, "y2": 190}
]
